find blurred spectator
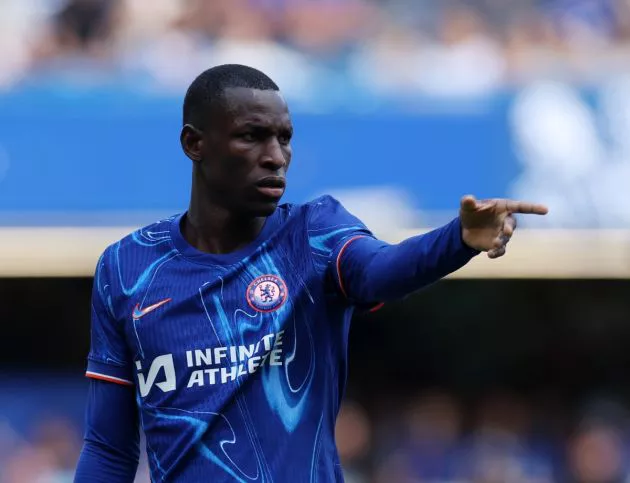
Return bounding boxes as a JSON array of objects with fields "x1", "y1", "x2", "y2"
[
  {"x1": 32, "y1": 0, "x2": 121, "y2": 64},
  {"x1": 336, "y1": 400, "x2": 372, "y2": 483},
  {"x1": 280, "y1": 0, "x2": 375, "y2": 57},
  {"x1": 545, "y1": 0, "x2": 618, "y2": 47},
  {"x1": 0, "y1": 0, "x2": 53, "y2": 89},
  {"x1": 0, "y1": 0, "x2": 629, "y2": 96},
  {"x1": 566, "y1": 424, "x2": 627, "y2": 483},
  {"x1": 462, "y1": 392, "x2": 553, "y2": 483},
  {"x1": 374, "y1": 390, "x2": 465, "y2": 483},
  {"x1": 412, "y1": 6, "x2": 506, "y2": 97},
  {"x1": 564, "y1": 399, "x2": 630, "y2": 483},
  {"x1": 2, "y1": 417, "x2": 80, "y2": 483}
]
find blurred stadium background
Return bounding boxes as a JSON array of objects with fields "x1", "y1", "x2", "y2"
[{"x1": 1, "y1": 0, "x2": 630, "y2": 482}]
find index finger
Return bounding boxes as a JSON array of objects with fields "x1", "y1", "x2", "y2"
[{"x1": 503, "y1": 199, "x2": 549, "y2": 215}]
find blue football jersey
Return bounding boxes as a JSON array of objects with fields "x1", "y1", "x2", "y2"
[{"x1": 86, "y1": 195, "x2": 376, "y2": 482}]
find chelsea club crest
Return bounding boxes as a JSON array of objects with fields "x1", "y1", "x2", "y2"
[{"x1": 246, "y1": 275, "x2": 288, "y2": 313}]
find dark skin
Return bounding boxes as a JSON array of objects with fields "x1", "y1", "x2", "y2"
[
  {"x1": 180, "y1": 87, "x2": 293, "y2": 255},
  {"x1": 180, "y1": 86, "x2": 548, "y2": 258}
]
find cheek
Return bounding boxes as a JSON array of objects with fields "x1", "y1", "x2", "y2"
[
  {"x1": 219, "y1": 153, "x2": 258, "y2": 190},
  {"x1": 200, "y1": 158, "x2": 238, "y2": 189},
  {"x1": 284, "y1": 147, "x2": 293, "y2": 169}
]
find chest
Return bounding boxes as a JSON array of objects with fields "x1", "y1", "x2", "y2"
[{"x1": 120, "y1": 245, "x2": 323, "y2": 368}]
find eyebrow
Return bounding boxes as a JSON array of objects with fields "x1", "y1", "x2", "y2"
[{"x1": 236, "y1": 121, "x2": 292, "y2": 131}]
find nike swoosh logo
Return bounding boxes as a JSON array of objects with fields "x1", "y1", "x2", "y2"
[{"x1": 132, "y1": 298, "x2": 172, "y2": 320}]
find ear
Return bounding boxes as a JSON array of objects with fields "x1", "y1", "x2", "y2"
[{"x1": 180, "y1": 124, "x2": 204, "y2": 162}]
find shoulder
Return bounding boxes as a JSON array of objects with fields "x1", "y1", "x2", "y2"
[
  {"x1": 279, "y1": 195, "x2": 347, "y2": 225},
  {"x1": 301, "y1": 196, "x2": 373, "y2": 249},
  {"x1": 305, "y1": 195, "x2": 344, "y2": 212},
  {"x1": 269, "y1": 195, "x2": 341, "y2": 227},
  {"x1": 274, "y1": 196, "x2": 360, "y2": 235},
  {"x1": 96, "y1": 214, "x2": 180, "y2": 280},
  {"x1": 304, "y1": 195, "x2": 366, "y2": 231},
  {"x1": 120, "y1": 215, "x2": 176, "y2": 250}
]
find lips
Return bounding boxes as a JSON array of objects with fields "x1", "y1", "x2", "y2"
[
  {"x1": 255, "y1": 177, "x2": 286, "y2": 199},
  {"x1": 256, "y1": 177, "x2": 286, "y2": 189}
]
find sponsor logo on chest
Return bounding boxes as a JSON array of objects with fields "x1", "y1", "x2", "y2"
[{"x1": 134, "y1": 274, "x2": 289, "y2": 397}]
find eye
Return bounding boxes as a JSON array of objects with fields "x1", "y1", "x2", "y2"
[
  {"x1": 240, "y1": 132, "x2": 256, "y2": 142},
  {"x1": 278, "y1": 132, "x2": 292, "y2": 146}
]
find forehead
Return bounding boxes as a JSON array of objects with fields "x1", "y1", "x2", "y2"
[{"x1": 221, "y1": 88, "x2": 291, "y2": 127}]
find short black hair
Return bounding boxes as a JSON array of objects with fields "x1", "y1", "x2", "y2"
[{"x1": 183, "y1": 64, "x2": 279, "y2": 128}]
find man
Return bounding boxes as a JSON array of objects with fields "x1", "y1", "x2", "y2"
[{"x1": 74, "y1": 64, "x2": 548, "y2": 482}]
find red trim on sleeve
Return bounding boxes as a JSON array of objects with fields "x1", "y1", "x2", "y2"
[
  {"x1": 85, "y1": 371, "x2": 134, "y2": 386},
  {"x1": 336, "y1": 236, "x2": 386, "y2": 312},
  {"x1": 369, "y1": 302, "x2": 385, "y2": 313},
  {"x1": 336, "y1": 235, "x2": 367, "y2": 298}
]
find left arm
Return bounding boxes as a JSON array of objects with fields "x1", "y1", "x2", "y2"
[
  {"x1": 331, "y1": 196, "x2": 548, "y2": 306},
  {"x1": 334, "y1": 217, "x2": 478, "y2": 304}
]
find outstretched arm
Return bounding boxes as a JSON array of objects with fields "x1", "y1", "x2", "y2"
[
  {"x1": 334, "y1": 217, "x2": 477, "y2": 304},
  {"x1": 74, "y1": 379, "x2": 140, "y2": 483},
  {"x1": 334, "y1": 196, "x2": 548, "y2": 305}
]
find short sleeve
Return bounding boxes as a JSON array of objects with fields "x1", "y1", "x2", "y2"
[
  {"x1": 306, "y1": 195, "x2": 376, "y2": 299},
  {"x1": 85, "y1": 248, "x2": 134, "y2": 386}
]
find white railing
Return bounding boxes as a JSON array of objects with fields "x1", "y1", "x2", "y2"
[{"x1": 1, "y1": 227, "x2": 628, "y2": 278}]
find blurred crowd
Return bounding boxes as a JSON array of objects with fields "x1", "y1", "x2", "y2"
[
  {"x1": 2, "y1": 385, "x2": 630, "y2": 483},
  {"x1": 340, "y1": 391, "x2": 630, "y2": 483},
  {"x1": 1, "y1": 0, "x2": 630, "y2": 100}
]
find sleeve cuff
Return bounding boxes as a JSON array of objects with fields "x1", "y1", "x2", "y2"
[
  {"x1": 86, "y1": 359, "x2": 134, "y2": 386},
  {"x1": 452, "y1": 217, "x2": 481, "y2": 258}
]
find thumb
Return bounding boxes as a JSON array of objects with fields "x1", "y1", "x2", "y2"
[{"x1": 460, "y1": 195, "x2": 478, "y2": 213}]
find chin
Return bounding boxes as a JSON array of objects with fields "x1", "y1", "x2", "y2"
[{"x1": 247, "y1": 200, "x2": 280, "y2": 217}]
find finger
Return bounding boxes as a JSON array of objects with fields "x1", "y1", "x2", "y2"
[
  {"x1": 493, "y1": 233, "x2": 506, "y2": 249},
  {"x1": 488, "y1": 246, "x2": 506, "y2": 259},
  {"x1": 492, "y1": 231, "x2": 512, "y2": 249},
  {"x1": 503, "y1": 215, "x2": 516, "y2": 237},
  {"x1": 460, "y1": 195, "x2": 478, "y2": 212},
  {"x1": 503, "y1": 200, "x2": 549, "y2": 215}
]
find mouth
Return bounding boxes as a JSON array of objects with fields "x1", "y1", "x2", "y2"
[{"x1": 255, "y1": 177, "x2": 286, "y2": 199}]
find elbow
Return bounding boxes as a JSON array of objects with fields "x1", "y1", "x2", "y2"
[
  {"x1": 351, "y1": 246, "x2": 401, "y2": 302},
  {"x1": 85, "y1": 436, "x2": 140, "y2": 465},
  {"x1": 75, "y1": 438, "x2": 139, "y2": 483},
  {"x1": 354, "y1": 244, "x2": 436, "y2": 302}
]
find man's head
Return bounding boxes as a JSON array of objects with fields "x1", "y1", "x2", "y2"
[{"x1": 181, "y1": 64, "x2": 293, "y2": 217}]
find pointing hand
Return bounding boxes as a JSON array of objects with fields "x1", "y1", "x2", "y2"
[{"x1": 459, "y1": 195, "x2": 549, "y2": 259}]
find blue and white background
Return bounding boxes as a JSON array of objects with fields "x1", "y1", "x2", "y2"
[{"x1": 2, "y1": 81, "x2": 630, "y2": 229}]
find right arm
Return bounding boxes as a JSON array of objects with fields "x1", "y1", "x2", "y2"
[
  {"x1": 75, "y1": 249, "x2": 140, "y2": 482},
  {"x1": 74, "y1": 379, "x2": 140, "y2": 483}
]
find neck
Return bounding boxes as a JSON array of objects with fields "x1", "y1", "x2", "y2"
[{"x1": 184, "y1": 180, "x2": 267, "y2": 255}]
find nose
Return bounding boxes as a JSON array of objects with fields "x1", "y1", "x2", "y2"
[{"x1": 260, "y1": 138, "x2": 287, "y2": 171}]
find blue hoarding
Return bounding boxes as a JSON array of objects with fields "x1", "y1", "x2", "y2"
[{"x1": 1, "y1": 84, "x2": 628, "y2": 228}]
